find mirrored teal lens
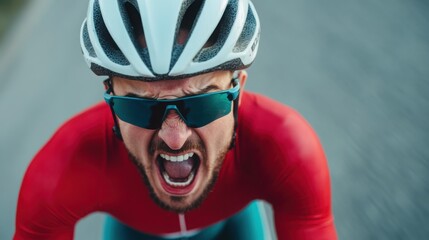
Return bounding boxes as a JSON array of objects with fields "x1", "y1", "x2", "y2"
[
  {"x1": 180, "y1": 93, "x2": 233, "y2": 127},
  {"x1": 110, "y1": 97, "x2": 163, "y2": 129}
]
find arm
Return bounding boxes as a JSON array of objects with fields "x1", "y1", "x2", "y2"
[
  {"x1": 15, "y1": 149, "x2": 76, "y2": 239},
  {"x1": 14, "y1": 118, "x2": 104, "y2": 239},
  {"x1": 271, "y1": 147, "x2": 337, "y2": 240},
  {"x1": 266, "y1": 110, "x2": 337, "y2": 239}
]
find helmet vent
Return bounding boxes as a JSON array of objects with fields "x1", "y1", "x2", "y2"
[
  {"x1": 193, "y1": 0, "x2": 238, "y2": 63},
  {"x1": 177, "y1": 0, "x2": 203, "y2": 44},
  {"x1": 233, "y1": 5, "x2": 256, "y2": 53},
  {"x1": 123, "y1": 2, "x2": 146, "y2": 48},
  {"x1": 120, "y1": 1, "x2": 153, "y2": 72},
  {"x1": 82, "y1": 22, "x2": 96, "y2": 58},
  {"x1": 93, "y1": 0, "x2": 129, "y2": 66},
  {"x1": 170, "y1": 0, "x2": 204, "y2": 69}
]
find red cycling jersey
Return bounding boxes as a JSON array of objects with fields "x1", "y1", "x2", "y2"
[{"x1": 14, "y1": 91, "x2": 337, "y2": 239}]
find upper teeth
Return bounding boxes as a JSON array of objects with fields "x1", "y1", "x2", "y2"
[{"x1": 160, "y1": 152, "x2": 194, "y2": 162}]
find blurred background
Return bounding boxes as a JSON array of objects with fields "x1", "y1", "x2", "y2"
[{"x1": 1, "y1": 0, "x2": 428, "y2": 239}]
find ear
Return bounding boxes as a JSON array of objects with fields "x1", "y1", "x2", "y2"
[{"x1": 237, "y1": 70, "x2": 248, "y2": 106}]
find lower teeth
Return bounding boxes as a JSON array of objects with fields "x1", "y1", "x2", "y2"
[{"x1": 163, "y1": 172, "x2": 195, "y2": 187}]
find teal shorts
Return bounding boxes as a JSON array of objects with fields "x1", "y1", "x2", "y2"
[{"x1": 103, "y1": 200, "x2": 273, "y2": 240}]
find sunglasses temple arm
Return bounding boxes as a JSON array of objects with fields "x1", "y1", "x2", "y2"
[
  {"x1": 104, "y1": 78, "x2": 123, "y2": 140},
  {"x1": 229, "y1": 91, "x2": 240, "y2": 150},
  {"x1": 105, "y1": 101, "x2": 123, "y2": 140}
]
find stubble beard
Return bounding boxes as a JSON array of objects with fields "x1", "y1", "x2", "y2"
[{"x1": 126, "y1": 135, "x2": 232, "y2": 213}]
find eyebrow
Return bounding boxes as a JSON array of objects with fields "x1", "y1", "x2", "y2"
[
  {"x1": 125, "y1": 93, "x2": 146, "y2": 98},
  {"x1": 191, "y1": 84, "x2": 222, "y2": 95},
  {"x1": 124, "y1": 84, "x2": 222, "y2": 99}
]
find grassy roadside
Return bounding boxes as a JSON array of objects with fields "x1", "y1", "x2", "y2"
[{"x1": 0, "y1": 0, "x2": 28, "y2": 41}]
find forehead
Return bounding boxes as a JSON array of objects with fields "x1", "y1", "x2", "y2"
[{"x1": 113, "y1": 71, "x2": 232, "y2": 96}]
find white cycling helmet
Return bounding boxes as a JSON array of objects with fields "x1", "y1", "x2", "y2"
[{"x1": 80, "y1": 0, "x2": 260, "y2": 80}]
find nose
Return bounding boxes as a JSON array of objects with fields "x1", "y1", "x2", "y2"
[{"x1": 157, "y1": 110, "x2": 192, "y2": 150}]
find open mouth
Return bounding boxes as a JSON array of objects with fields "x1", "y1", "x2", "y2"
[{"x1": 156, "y1": 152, "x2": 200, "y2": 195}]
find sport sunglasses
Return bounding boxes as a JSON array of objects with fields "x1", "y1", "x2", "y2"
[{"x1": 104, "y1": 78, "x2": 240, "y2": 130}]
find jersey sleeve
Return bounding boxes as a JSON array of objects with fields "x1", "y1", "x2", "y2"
[
  {"x1": 14, "y1": 105, "x2": 108, "y2": 240},
  {"x1": 14, "y1": 150, "x2": 74, "y2": 240},
  {"x1": 269, "y1": 110, "x2": 337, "y2": 239},
  {"x1": 239, "y1": 93, "x2": 338, "y2": 239}
]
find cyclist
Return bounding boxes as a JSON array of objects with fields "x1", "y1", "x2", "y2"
[{"x1": 14, "y1": 0, "x2": 337, "y2": 239}]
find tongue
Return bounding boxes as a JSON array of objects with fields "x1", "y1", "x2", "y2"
[{"x1": 163, "y1": 158, "x2": 195, "y2": 180}]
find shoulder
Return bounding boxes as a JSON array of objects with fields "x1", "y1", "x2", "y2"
[
  {"x1": 31, "y1": 102, "x2": 113, "y2": 168},
  {"x1": 16, "y1": 102, "x2": 113, "y2": 228},
  {"x1": 239, "y1": 91, "x2": 323, "y2": 163},
  {"x1": 26, "y1": 101, "x2": 113, "y2": 190},
  {"x1": 54, "y1": 101, "x2": 113, "y2": 142},
  {"x1": 237, "y1": 92, "x2": 335, "y2": 236},
  {"x1": 237, "y1": 91, "x2": 329, "y2": 199}
]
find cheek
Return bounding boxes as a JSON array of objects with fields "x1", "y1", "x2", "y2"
[
  {"x1": 119, "y1": 121, "x2": 153, "y2": 155},
  {"x1": 199, "y1": 114, "x2": 235, "y2": 149}
]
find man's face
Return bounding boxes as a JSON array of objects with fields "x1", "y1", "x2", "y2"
[{"x1": 112, "y1": 71, "x2": 235, "y2": 212}]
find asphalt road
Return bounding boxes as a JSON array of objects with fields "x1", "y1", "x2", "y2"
[{"x1": 1, "y1": 0, "x2": 428, "y2": 239}]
